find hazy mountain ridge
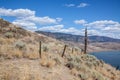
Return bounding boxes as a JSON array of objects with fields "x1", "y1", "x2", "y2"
[
  {"x1": 36, "y1": 31, "x2": 120, "y2": 43},
  {"x1": 36, "y1": 31, "x2": 120, "y2": 52}
]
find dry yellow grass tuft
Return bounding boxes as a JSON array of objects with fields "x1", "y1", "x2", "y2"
[
  {"x1": 8, "y1": 49, "x2": 23, "y2": 58},
  {"x1": 40, "y1": 59, "x2": 48, "y2": 66},
  {"x1": 46, "y1": 59, "x2": 56, "y2": 68},
  {"x1": 40, "y1": 59, "x2": 56, "y2": 68},
  {"x1": 70, "y1": 68, "x2": 78, "y2": 76},
  {"x1": 26, "y1": 53, "x2": 39, "y2": 59}
]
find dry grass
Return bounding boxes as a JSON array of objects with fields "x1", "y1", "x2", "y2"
[
  {"x1": 40, "y1": 56, "x2": 56, "y2": 68},
  {"x1": 46, "y1": 59, "x2": 56, "y2": 68},
  {"x1": 26, "y1": 53, "x2": 39, "y2": 59},
  {"x1": 0, "y1": 60, "x2": 42, "y2": 80},
  {"x1": 70, "y1": 68, "x2": 78, "y2": 76}
]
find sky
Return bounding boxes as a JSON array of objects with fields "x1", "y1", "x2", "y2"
[{"x1": 0, "y1": 0, "x2": 120, "y2": 39}]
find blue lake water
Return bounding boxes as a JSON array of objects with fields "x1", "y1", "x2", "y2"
[{"x1": 90, "y1": 51, "x2": 120, "y2": 70}]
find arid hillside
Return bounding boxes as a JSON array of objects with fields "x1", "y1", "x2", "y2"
[{"x1": 0, "y1": 18, "x2": 120, "y2": 80}]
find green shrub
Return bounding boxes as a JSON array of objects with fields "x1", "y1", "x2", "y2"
[
  {"x1": 4, "y1": 32, "x2": 13, "y2": 38},
  {"x1": 85, "y1": 61, "x2": 93, "y2": 68},
  {"x1": 92, "y1": 72, "x2": 105, "y2": 80},
  {"x1": 42, "y1": 45, "x2": 49, "y2": 52},
  {"x1": 54, "y1": 57, "x2": 62, "y2": 65},
  {"x1": 78, "y1": 73, "x2": 89, "y2": 80},
  {"x1": 66, "y1": 61, "x2": 77, "y2": 69},
  {"x1": 15, "y1": 41, "x2": 26, "y2": 50},
  {"x1": 66, "y1": 55, "x2": 82, "y2": 70}
]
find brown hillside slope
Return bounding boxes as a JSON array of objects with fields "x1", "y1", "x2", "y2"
[{"x1": 0, "y1": 18, "x2": 120, "y2": 80}]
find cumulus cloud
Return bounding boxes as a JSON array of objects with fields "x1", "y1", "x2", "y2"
[
  {"x1": 74, "y1": 19, "x2": 120, "y2": 38},
  {"x1": 0, "y1": 8, "x2": 62, "y2": 30},
  {"x1": 12, "y1": 19, "x2": 37, "y2": 30},
  {"x1": 0, "y1": 8, "x2": 35, "y2": 18},
  {"x1": 39, "y1": 24, "x2": 84, "y2": 35},
  {"x1": 65, "y1": 3, "x2": 89, "y2": 8},
  {"x1": 39, "y1": 25, "x2": 64, "y2": 31},
  {"x1": 89, "y1": 20, "x2": 120, "y2": 38},
  {"x1": 22, "y1": 16, "x2": 57, "y2": 24},
  {"x1": 86, "y1": 20, "x2": 119, "y2": 28},
  {"x1": 74, "y1": 19, "x2": 87, "y2": 25},
  {"x1": 56, "y1": 18, "x2": 63, "y2": 22},
  {"x1": 86, "y1": 20, "x2": 120, "y2": 33},
  {"x1": 77, "y1": 3, "x2": 89, "y2": 8},
  {"x1": 65, "y1": 4, "x2": 75, "y2": 7}
]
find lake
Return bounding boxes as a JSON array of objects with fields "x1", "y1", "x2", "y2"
[{"x1": 90, "y1": 51, "x2": 120, "y2": 70}]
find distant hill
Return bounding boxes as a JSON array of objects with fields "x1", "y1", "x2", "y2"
[{"x1": 36, "y1": 31, "x2": 120, "y2": 43}]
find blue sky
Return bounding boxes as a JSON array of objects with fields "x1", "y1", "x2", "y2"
[{"x1": 0, "y1": 0, "x2": 120, "y2": 38}]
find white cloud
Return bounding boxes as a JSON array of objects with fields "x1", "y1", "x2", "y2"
[
  {"x1": 56, "y1": 18, "x2": 63, "y2": 22},
  {"x1": 87, "y1": 20, "x2": 119, "y2": 28},
  {"x1": 13, "y1": 19, "x2": 37, "y2": 30},
  {"x1": 0, "y1": 8, "x2": 35, "y2": 18},
  {"x1": 65, "y1": 3, "x2": 89, "y2": 8},
  {"x1": 39, "y1": 25, "x2": 83, "y2": 35},
  {"x1": 86, "y1": 20, "x2": 120, "y2": 33},
  {"x1": 23, "y1": 16, "x2": 57, "y2": 24},
  {"x1": 74, "y1": 19, "x2": 87, "y2": 25},
  {"x1": 74, "y1": 19, "x2": 120, "y2": 39},
  {"x1": 0, "y1": 8, "x2": 62, "y2": 30},
  {"x1": 39, "y1": 25, "x2": 64, "y2": 31},
  {"x1": 77, "y1": 3, "x2": 89, "y2": 8},
  {"x1": 87, "y1": 29, "x2": 100, "y2": 35},
  {"x1": 65, "y1": 4, "x2": 75, "y2": 7}
]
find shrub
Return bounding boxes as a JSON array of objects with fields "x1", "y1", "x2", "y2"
[
  {"x1": 85, "y1": 61, "x2": 93, "y2": 68},
  {"x1": 54, "y1": 57, "x2": 62, "y2": 65},
  {"x1": 66, "y1": 61, "x2": 76, "y2": 69},
  {"x1": 42, "y1": 45, "x2": 49, "y2": 52},
  {"x1": 15, "y1": 41, "x2": 26, "y2": 50},
  {"x1": 66, "y1": 55, "x2": 83, "y2": 70},
  {"x1": 92, "y1": 72, "x2": 105, "y2": 80},
  {"x1": 78, "y1": 73, "x2": 89, "y2": 80},
  {"x1": 4, "y1": 32, "x2": 13, "y2": 38}
]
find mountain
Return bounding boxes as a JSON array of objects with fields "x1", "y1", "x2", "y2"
[
  {"x1": 36, "y1": 31, "x2": 120, "y2": 52},
  {"x1": 0, "y1": 18, "x2": 120, "y2": 80},
  {"x1": 89, "y1": 36, "x2": 120, "y2": 42},
  {"x1": 36, "y1": 31, "x2": 120, "y2": 43}
]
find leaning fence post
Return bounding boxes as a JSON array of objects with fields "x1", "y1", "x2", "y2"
[
  {"x1": 39, "y1": 41, "x2": 42, "y2": 58},
  {"x1": 72, "y1": 47, "x2": 74, "y2": 54},
  {"x1": 62, "y1": 45, "x2": 67, "y2": 57}
]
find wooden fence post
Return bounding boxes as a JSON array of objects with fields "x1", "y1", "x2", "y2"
[
  {"x1": 62, "y1": 45, "x2": 67, "y2": 57},
  {"x1": 39, "y1": 41, "x2": 42, "y2": 58},
  {"x1": 84, "y1": 27, "x2": 88, "y2": 54},
  {"x1": 72, "y1": 47, "x2": 74, "y2": 54}
]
